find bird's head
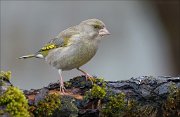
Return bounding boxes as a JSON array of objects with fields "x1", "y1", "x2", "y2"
[{"x1": 80, "y1": 19, "x2": 110, "y2": 38}]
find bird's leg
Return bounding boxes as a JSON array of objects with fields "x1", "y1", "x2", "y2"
[
  {"x1": 58, "y1": 69, "x2": 66, "y2": 93},
  {"x1": 77, "y1": 68, "x2": 94, "y2": 83}
]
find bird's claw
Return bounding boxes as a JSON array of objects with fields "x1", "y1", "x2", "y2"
[
  {"x1": 59, "y1": 80, "x2": 66, "y2": 94},
  {"x1": 59, "y1": 85, "x2": 66, "y2": 94},
  {"x1": 84, "y1": 74, "x2": 94, "y2": 84}
]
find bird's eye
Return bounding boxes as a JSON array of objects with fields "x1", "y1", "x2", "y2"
[{"x1": 94, "y1": 24, "x2": 101, "y2": 29}]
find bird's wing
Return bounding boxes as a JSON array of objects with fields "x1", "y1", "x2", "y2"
[
  {"x1": 37, "y1": 37, "x2": 66, "y2": 57},
  {"x1": 37, "y1": 26, "x2": 80, "y2": 57}
]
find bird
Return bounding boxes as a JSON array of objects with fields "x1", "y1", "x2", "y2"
[{"x1": 19, "y1": 19, "x2": 110, "y2": 93}]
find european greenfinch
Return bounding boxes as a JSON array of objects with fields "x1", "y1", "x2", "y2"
[{"x1": 19, "y1": 19, "x2": 110, "y2": 93}]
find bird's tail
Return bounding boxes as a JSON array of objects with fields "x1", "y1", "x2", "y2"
[{"x1": 18, "y1": 54, "x2": 36, "y2": 59}]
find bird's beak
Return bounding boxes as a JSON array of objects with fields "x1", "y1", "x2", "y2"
[{"x1": 99, "y1": 27, "x2": 110, "y2": 36}]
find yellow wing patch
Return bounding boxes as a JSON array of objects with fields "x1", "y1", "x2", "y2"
[
  {"x1": 41, "y1": 43, "x2": 57, "y2": 51},
  {"x1": 39, "y1": 44, "x2": 57, "y2": 57}
]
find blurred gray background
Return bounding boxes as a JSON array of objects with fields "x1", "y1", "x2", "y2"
[{"x1": 1, "y1": 1, "x2": 179, "y2": 89}]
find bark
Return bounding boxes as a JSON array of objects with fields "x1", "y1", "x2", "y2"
[{"x1": 0, "y1": 74, "x2": 180, "y2": 117}]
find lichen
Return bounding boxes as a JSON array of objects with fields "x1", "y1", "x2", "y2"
[
  {"x1": 0, "y1": 86, "x2": 30, "y2": 117},
  {"x1": 34, "y1": 93, "x2": 61, "y2": 117}
]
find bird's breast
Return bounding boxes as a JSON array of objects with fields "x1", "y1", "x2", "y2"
[{"x1": 45, "y1": 41, "x2": 98, "y2": 70}]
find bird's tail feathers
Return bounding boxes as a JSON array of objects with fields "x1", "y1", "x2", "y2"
[{"x1": 18, "y1": 54, "x2": 36, "y2": 59}]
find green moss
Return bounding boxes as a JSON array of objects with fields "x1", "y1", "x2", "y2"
[
  {"x1": 0, "y1": 110, "x2": 4, "y2": 115},
  {"x1": 0, "y1": 86, "x2": 30, "y2": 117},
  {"x1": 162, "y1": 83, "x2": 180, "y2": 117},
  {"x1": 0, "y1": 71, "x2": 11, "y2": 81},
  {"x1": 0, "y1": 81, "x2": 5, "y2": 86},
  {"x1": 128, "y1": 104, "x2": 156, "y2": 117},
  {"x1": 101, "y1": 95, "x2": 157, "y2": 117},
  {"x1": 64, "y1": 81, "x2": 72, "y2": 88},
  {"x1": 91, "y1": 84, "x2": 106, "y2": 99},
  {"x1": 102, "y1": 93, "x2": 126, "y2": 117},
  {"x1": 93, "y1": 77, "x2": 105, "y2": 84},
  {"x1": 85, "y1": 84, "x2": 106, "y2": 100},
  {"x1": 84, "y1": 77, "x2": 107, "y2": 100},
  {"x1": 34, "y1": 94, "x2": 61, "y2": 117}
]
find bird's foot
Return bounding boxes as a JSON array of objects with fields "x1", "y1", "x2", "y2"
[
  {"x1": 59, "y1": 81, "x2": 66, "y2": 94},
  {"x1": 85, "y1": 73, "x2": 93, "y2": 80},
  {"x1": 84, "y1": 74, "x2": 94, "y2": 84},
  {"x1": 59, "y1": 85, "x2": 66, "y2": 94}
]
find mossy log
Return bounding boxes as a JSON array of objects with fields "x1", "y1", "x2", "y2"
[{"x1": 0, "y1": 71, "x2": 180, "y2": 117}]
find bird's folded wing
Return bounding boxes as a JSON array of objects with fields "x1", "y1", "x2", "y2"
[
  {"x1": 37, "y1": 26, "x2": 80, "y2": 57},
  {"x1": 38, "y1": 38, "x2": 63, "y2": 51},
  {"x1": 37, "y1": 37, "x2": 66, "y2": 57}
]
